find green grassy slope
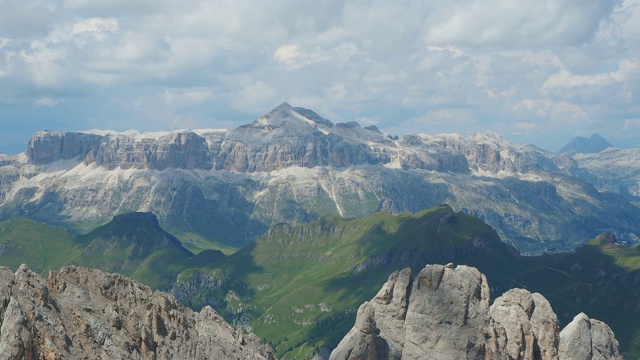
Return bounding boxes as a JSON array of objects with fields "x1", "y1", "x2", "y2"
[
  {"x1": 0, "y1": 217, "x2": 83, "y2": 273},
  {"x1": 175, "y1": 207, "x2": 640, "y2": 359},
  {"x1": 0, "y1": 212, "x2": 222, "y2": 290},
  {"x1": 175, "y1": 204, "x2": 516, "y2": 358}
]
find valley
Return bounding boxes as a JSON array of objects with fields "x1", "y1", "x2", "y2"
[{"x1": 1, "y1": 206, "x2": 639, "y2": 358}]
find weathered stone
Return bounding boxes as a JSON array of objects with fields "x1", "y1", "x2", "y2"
[
  {"x1": 0, "y1": 265, "x2": 275, "y2": 359},
  {"x1": 490, "y1": 288, "x2": 559, "y2": 360},
  {"x1": 331, "y1": 264, "x2": 620, "y2": 360},
  {"x1": 558, "y1": 312, "x2": 621, "y2": 360}
]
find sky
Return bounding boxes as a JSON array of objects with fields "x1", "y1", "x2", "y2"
[{"x1": 1, "y1": 0, "x2": 640, "y2": 154}]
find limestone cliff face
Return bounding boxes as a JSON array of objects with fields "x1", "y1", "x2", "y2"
[
  {"x1": 431, "y1": 132, "x2": 561, "y2": 174},
  {"x1": 0, "y1": 265, "x2": 275, "y2": 360},
  {"x1": 85, "y1": 131, "x2": 213, "y2": 170},
  {"x1": 24, "y1": 103, "x2": 470, "y2": 173},
  {"x1": 330, "y1": 264, "x2": 620, "y2": 360},
  {"x1": 26, "y1": 131, "x2": 103, "y2": 165},
  {"x1": 9, "y1": 103, "x2": 640, "y2": 252}
]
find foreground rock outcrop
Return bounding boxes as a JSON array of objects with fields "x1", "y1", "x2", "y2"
[
  {"x1": 330, "y1": 263, "x2": 620, "y2": 360},
  {"x1": 0, "y1": 265, "x2": 275, "y2": 359}
]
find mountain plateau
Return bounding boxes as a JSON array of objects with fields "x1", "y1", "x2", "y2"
[{"x1": 1, "y1": 103, "x2": 639, "y2": 253}]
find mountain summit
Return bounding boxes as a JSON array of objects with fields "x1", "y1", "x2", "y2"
[{"x1": 558, "y1": 134, "x2": 613, "y2": 154}]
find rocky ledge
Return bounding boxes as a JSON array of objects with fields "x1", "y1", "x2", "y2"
[
  {"x1": 0, "y1": 265, "x2": 275, "y2": 359},
  {"x1": 330, "y1": 263, "x2": 620, "y2": 360}
]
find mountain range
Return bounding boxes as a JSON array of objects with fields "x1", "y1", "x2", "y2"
[{"x1": 1, "y1": 103, "x2": 639, "y2": 254}]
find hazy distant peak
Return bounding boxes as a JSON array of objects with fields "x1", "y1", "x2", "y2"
[
  {"x1": 559, "y1": 134, "x2": 613, "y2": 155},
  {"x1": 248, "y1": 102, "x2": 335, "y2": 130}
]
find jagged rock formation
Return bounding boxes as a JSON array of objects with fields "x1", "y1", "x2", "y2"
[
  {"x1": 2, "y1": 103, "x2": 640, "y2": 251},
  {"x1": 330, "y1": 264, "x2": 620, "y2": 360},
  {"x1": 0, "y1": 265, "x2": 275, "y2": 359}
]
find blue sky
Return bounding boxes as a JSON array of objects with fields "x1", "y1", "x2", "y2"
[{"x1": 1, "y1": 0, "x2": 640, "y2": 154}]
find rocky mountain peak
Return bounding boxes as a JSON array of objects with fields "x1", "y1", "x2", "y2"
[
  {"x1": 559, "y1": 134, "x2": 613, "y2": 155},
  {"x1": 247, "y1": 102, "x2": 334, "y2": 131},
  {"x1": 0, "y1": 265, "x2": 276, "y2": 359},
  {"x1": 330, "y1": 263, "x2": 621, "y2": 359}
]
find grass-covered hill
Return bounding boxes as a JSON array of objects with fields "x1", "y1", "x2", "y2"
[
  {"x1": 0, "y1": 212, "x2": 222, "y2": 289},
  {"x1": 0, "y1": 217, "x2": 80, "y2": 274},
  {"x1": 171, "y1": 204, "x2": 520, "y2": 358},
  {"x1": 171, "y1": 206, "x2": 640, "y2": 359}
]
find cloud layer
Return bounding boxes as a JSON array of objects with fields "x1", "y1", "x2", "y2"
[{"x1": 1, "y1": 0, "x2": 639, "y2": 153}]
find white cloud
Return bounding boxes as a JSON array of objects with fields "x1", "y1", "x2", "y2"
[
  {"x1": 1, "y1": 0, "x2": 639, "y2": 152},
  {"x1": 513, "y1": 99, "x2": 592, "y2": 127},
  {"x1": 273, "y1": 44, "x2": 301, "y2": 65},
  {"x1": 423, "y1": 0, "x2": 615, "y2": 48},
  {"x1": 624, "y1": 118, "x2": 640, "y2": 130},
  {"x1": 542, "y1": 71, "x2": 616, "y2": 90},
  {"x1": 232, "y1": 81, "x2": 277, "y2": 112},
  {"x1": 164, "y1": 88, "x2": 214, "y2": 106},
  {"x1": 72, "y1": 18, "x2": 119, "y2": 35},
  {"x1": 35, "y1": 97, "x2": 60, "y2": 106}
]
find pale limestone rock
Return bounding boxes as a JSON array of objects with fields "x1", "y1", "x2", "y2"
[
  {"x1": 329, "y1": 301, "x2": 385, "y2": 360},
  {"x1": 402, "y1": 264, "x2": 492, "y2": 359},
  {"x1": 0, "y1": 265, "x2": 275, "y2": 359},
  {"x1": 490, "y1": 288, "x2": 559, "y2": 360},
  {"x1": 331, "y1": 264, "x2": 620, "y2": 360},
  {"x1": 558, "y1": 312, "x2": 621, "y2": 360}
]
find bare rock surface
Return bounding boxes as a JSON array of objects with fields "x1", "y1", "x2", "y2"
[
  {"x1": 3, "y1": 103, "x2": 640, "y2": 252},
  {"x1": 490, "y1": 288, "x2": 559, "y2": 359},
  {"x1": 558, "y1": 312, "x2": 621, "y2": 360},
  {"x1": 330, "y1": 263, "x2": 620, "y2": 360},
  {"x1": 0, "y1": 265, "x2": 275, "y2": 360}
]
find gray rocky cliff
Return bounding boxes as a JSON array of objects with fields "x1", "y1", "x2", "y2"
[
  {"x1": 86, "y1": 130, "x2": 213, "y2": 170},
  {"x1": 23, "y1": 103, "x2": 471, "y2": 174},
  {"x1": 27, "y1": 131, "x2": 103, "y2": 165},
  {"x1": 7, "y1": 103, "x2": 640, "y2": 252},
  {"x1": 0, "y1": 265, "x2": 275, "y2": 360},
  {"x1": 330, "y1": 264, "x2": 620, "y2": 360}
]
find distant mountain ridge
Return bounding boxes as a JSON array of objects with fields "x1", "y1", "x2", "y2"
[
  {"x1": 1, "y1": 103, "x2": 640, "y2": 253},
  {"x1": 23, "y1": 102, "x2": 469, "y2": 172},
  {"x1": 558, "y1": 134, "x2": 613, "y2": 154}
]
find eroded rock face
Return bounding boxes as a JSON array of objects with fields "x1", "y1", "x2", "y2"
[
  {"x1": 330, "y1": 264, "x2": 620, "y2": 360},
  {"x1": 559, "y1": 312, "x2": 621, "y2": 360},
  {"x1": 0, "y1": 265, "x2": 275, "y2": 360},
  {"x1": 8, "y1": 102, "x2": 640, "y2": 252},
  {"x1": 490, "y1": 288, "x2": 559, "y2": 360}
]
